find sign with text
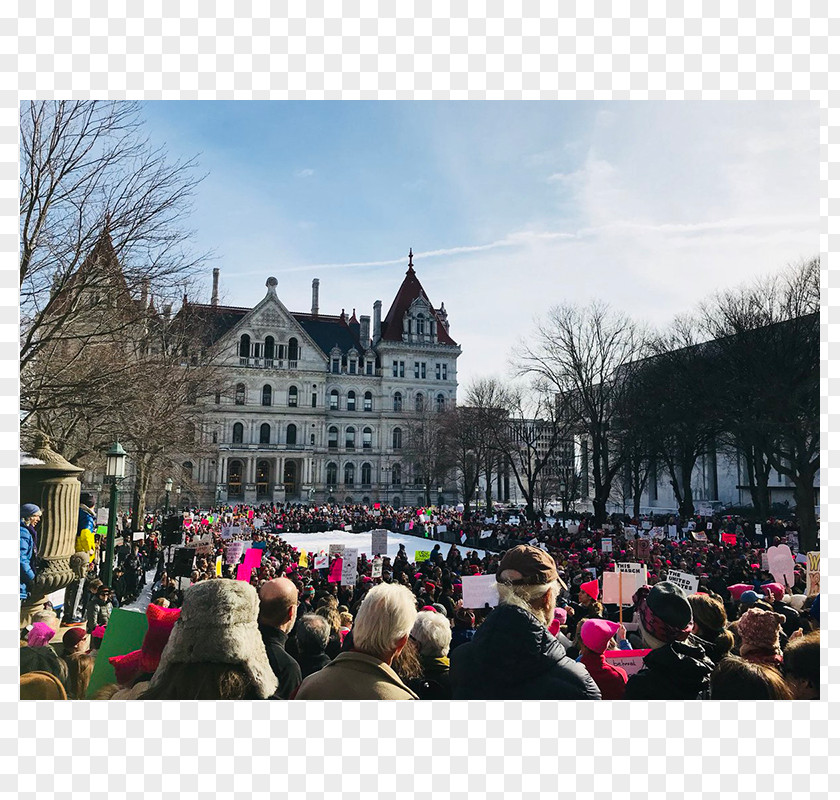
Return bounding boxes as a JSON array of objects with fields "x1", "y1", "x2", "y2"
[
  {"x1": 721, "y1": 533, "x2": 737, "y2": 545},
  {"x1": 371, "y1": 558, "x2": 383, "y2": 579},
  {"x1": 224, "y1": 540, "x2": 244, "y2": 565},
  {"x1": 692, "y1": 530, "x2": 708, "y2": 542},
  {"x1": 480, "y1": 530, "x2": 493, "y2": 539},
  {"x1": 341, "y1": 548, "x2": 358, "y2": 586},
  {"x1": 252, "y1": 518, "x2": 264, "y2": 529},
  {"x1": 220, "y1": 526, "x2": 240, "y2": 540},
  {"x1": 371, "y1": 530, "x2": 388, "y2": 557},
  {"x1": 786, "y1": 531, "x2": 800, "y2": 553},
  {"x1": 806, "y1": 551, "x2": 820, "y2": 596},
  {"x1": 602, "y1": 571, "x2": 636, "y2": 605},
  {"x1": 634, "y1": 539, "x2": 650, "y2": 562},
  {"x1": 604, "y1": 648, "x2": 651, "y2": 677},
  {"x1": 414, "y1": 550, "x2": 431, "y2": 563},
  {"x1": 314, "y1": 553, "x2": 329, "y2": 570},
  {"x1": 328, "y1": 543, "x2": 345, "y2": 556},
  {"x1": 666, "y1": 569, "x2": 700, "y2": 595},
  {"x1": 461, "y1": 574, "x2": 499, "y2": 609},
  {"x1": 667, "y1": 525, "x2": 678, "y2": 540},
  {"x1": 601, "y1": 537, "x2": 613, "y2": 553},
  {"x1": 96, "y1": 507, "x2": 110, "y2": 525}
]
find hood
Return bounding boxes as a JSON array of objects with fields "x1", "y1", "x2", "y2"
[
  {"x1": 643, "y1": 636, "x2": 715, "y2": 692},
  {"x1": 464, "y1": 604, "x2": 566, "y2": 688}
]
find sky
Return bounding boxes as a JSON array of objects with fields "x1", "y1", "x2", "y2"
[{"x1": 142, "y1": 101, "x2": 820, "y2": 396}]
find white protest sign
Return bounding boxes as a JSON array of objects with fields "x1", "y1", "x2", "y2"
[
  {"x1": 314, "y1": 554, "x2": 329, "y2": 570},
  {"x1": 692, "y1": 530, "x2": 708, "y2": 542},
  {"x1": 806, "y1": 551, "x2": 820, "y2": 596},
  {"x1": 328, "y1": 543, "x2": 345, "y2": 556},
  {"x1": 96, "y1": 507, "x2": 110, "y2": 525},
  {"x1": 624, "y1": 526, "x2": 637, "y2": 537},
  {"x1": 195, "y1": 535, "x2": 214, "y2": 556},
  {"x1": 480, "y1": 530, "x2": 493, "y2": 539},
  {"x1": 706, "y1": 522, "x2": 713, "y2": 530},
  {"x1": 461, "y1": 574, "x2": 499, "y2": 609},
  {"x1": 786, "y1": 531, "x2": 800, "y2": 553},
  {"x1": 760, "y1": 553, "x2": 769, "y2": 571},
  {"x1": 641, "y1": 520, "x2": 652, "y2": 530},
  {"x1": 615, "y1": 562, "x2": 647, "y2": 584},
  {"x1": 371, "y1": 530, "x2": 388, "y2": 557},
  {"x1": 666, "y1": 569, "x2": 700, "y2": 595},
  {"x1": 755, "y1": 524, "x2": 763, "y2": 535},
  {"x1": 437, "y1": 524, "x2": 448, "y2": 534},
  {"x1": 528, "y1": 537, "x2": 539, "y2": 546},
  {"x1": 224, "y1": 541, "x2": 244, "y2": 565},
  {"x1": 341, "y1": 548, "x2": 358, "y2": 586},
  {"x1": 604, "y1": 649, "x2": 650, "y2": 677},
  {"x1": 132, "y1": 531, "x2": 145, "y2": 541},
  {"x1": 343, "y1": 524, "x2": 353, "y2": 532},
  {"x1": 601, "y1": 538, "x2": 613, "y2": 553},
  {"x1": 509, "y1": 517, "x2": 520, "y2": 526},
  {"x1": 220, "y1": 526, "x2": 240, "y2": 540},
  {"x1": 371, "y1": 557, "x2": 383, "y2": 578},
  {"x1": 252, "y1": 518, "x2": 264, "y2": 529},
  {"x1": 567, "y1": 523, "x2": 579, "y2": 535},
  {"x1": 602, "y1": 571, "x2": 636, "y2": 605},
  {"x1": 404, "y1": 522, "x2": 411, "y2": 532},
  {"x1": 766, "y1": 544, "x2": 794, "y2": 588},
  {"x1": 668, "y1": 525, "x2": 678, "y2": 540}
]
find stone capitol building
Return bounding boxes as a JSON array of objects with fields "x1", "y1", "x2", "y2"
[{"x1": 177, "y1": 251, "x2": 461, "y2": 507}]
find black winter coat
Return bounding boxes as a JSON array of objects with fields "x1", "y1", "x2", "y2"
[
  {"x1": 623, "y1": 636, "x2": 715, "y2": 700},
  {"x1": 450, "y1": 604, "x2": 602, "y2": 700},
  {"x1": 259, "y1": 625, "x2": 302, "y2": 700}
]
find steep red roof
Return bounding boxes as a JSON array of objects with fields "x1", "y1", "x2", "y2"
[{"x1": 380, "y1": 257, "x2": 457, "y2": 346}]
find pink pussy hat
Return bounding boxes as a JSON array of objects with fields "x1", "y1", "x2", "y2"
[
  {"x1": 579, "y1": 578, "x2": 599, "y2": 601},
  {"x1": 581, "y1": 619, "x2": 621, "y2": 654}
]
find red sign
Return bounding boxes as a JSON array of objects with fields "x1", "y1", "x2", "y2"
[{"x1": 721, "y1": 533, "x2": 737, "y2": 545}]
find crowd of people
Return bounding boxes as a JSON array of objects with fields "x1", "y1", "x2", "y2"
[{"x1": 19, "y1": 498, "x2": 819, "y2": 701}]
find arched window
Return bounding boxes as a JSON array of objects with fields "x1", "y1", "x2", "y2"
[
  {"x1": 347, "y1": 390, "x2": 356, "y2": 411},
  {"x1": 228, "y1": 460, "x2": 243, "y2": 496},
  {"x1": 239, "y1": 334, "x2": 251, "y2": 358},
  {"x1": 288, "y1": 385, "x2": 298, "y2": 407},
  {"x1": 232, "y1": 422, "x2": 244, "y2": 444},
  {"x1": 264, "y1": 335, "x2": 275, "y2": 360},
  {"x1": 345, "y1": 427, "x2": 356, "y2": 450},
  {"x1": 392, "y1": 427, "x2": 402, "y2": 450},
  {"x1": 436, "y1": 393, "x2": 445, "y2": 412},
  {"x1": 288, "y1": 337, "x2": 299, "y2": 361},
  {"x1": 392, "y1": 495, "x2": 401, "y2": 507},
  {"x1": 262, "y1": 384, "x2": 272, "y2": 406},
  {"x1": 329, "y1": 389, "x2": 339, "y2": 410},
  {"x1": 417, "y1": 315, "x2": 425, "y2": 336},
  {"x1": 344, "y1": 463, "x2": 355, "y2": 485},
  {"x1": 256, "y1": 460, "x2": 270, "y2": 497},
  {"x1": 391, "y1": 464, "x2": 402, "y2": 485},
  {"x1": 361, "y1": 462, "x2": 372, "y2": 485},
  {"x1": 393, "y1": 392, "x2": 402, "y2": 412},
  {"x1": 235, "y1": 384, "x2": 245, "y2": 405},
  {"x1": 362, "y1": 427, "x2": 372, "y2": 449},
  {"x1": 364, "y1": 391, "x2": 373, "y2": 412},
  {"x1": 286, "y1": 423, "x2": 297, "y2": 446},
  {"x1": 182, "y1": 461, "x2": 193, "y2": 479},
  {"x1": 326, "y1": 462, "x2": 338, "y2": 486},
  {"x1": 259, "y1": 423, "x2": 270, "y2": 444},
  {"x1": 328, "y1": 426, "x2": 338, "y2": 449},
  {"x1": 415, "y1": 392, "x2": 424, "y2": 411},
  {"x1": 344, "y1": 496, "x2": 354, "y2": 505}
]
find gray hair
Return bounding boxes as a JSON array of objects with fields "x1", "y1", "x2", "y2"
[
  {"x1": 353, "y1": 583, "x2": 418, "y2": 661},
  {"x1": 497, "y1": 569, "x2": 561, "y2": 627},
  {"x1": 410, "y1": 610, "x2": 452, "y2": 658},
  {"x1": 297, "y1": 613, "x2": 330, "y2": 654}
]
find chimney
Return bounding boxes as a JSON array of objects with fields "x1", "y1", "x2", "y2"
[
  {"x1": 163, "y1": 303, "x2": 172, "y2": 323},
  {"x1": 311, "y1": 278, "x2": 320, "y2": 317},
  {"x1": 373, "y1": 300, "x2": 382, "y2": 344},
  {"x1": 359, "y1": 315, "x2": 370, "y2": 347},
  {"x1": 140, "y1": 278, "x2": 150, "y2": 308},
  {"x1": 211, "y1": 268, "x2": 220, "y2": 306}
]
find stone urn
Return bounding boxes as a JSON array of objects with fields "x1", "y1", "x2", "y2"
[{"x1": 20, "y1": 433, "x2": 85, "y2": 612}]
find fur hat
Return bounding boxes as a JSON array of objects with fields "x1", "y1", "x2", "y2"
[
  {"x1": 147, "y1": 579, "x2": 278, "y2": 699},
  {"x1": 20, "y1": 670, "x2": 67, "y2": 700},
  {"x1": 788, "y1": 594, "x2": 808, "y2": 611},
  {"x1": 737, "y1": 607, "x2": 784, "y2": 656}
]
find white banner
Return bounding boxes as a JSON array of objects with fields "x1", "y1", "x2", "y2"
[
  {"x1": 341, "y1": 548, "x2": 358, "y2": 586},
  {"x1": 480, "y1": 530, "x2": 493, "y2": 539},
  {"x1": 461, "y1": 574, "x2": 499, "y2": 609},
  {"x1": 328, "y1": 543, "x2": 345, "y2": 555},
  {"x1": 666, "y1": 569, "x2": 700, "y2": 595},
  {"x1": 371, "y1": 530, "x2": 388, "y2": 556}
]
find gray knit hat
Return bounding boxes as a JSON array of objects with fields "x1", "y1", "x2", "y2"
[{"x1": 148, "y1": 579, "x2": 278, "y2": 699}]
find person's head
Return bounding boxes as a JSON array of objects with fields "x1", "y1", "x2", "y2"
[
  {"x1": 688, "y1": 593, "x2": 735, "y2": 658},
  {"x1": 454, "y1": 608, "x2": 475, "y2": 630},
  {"x1": 410, "y1": 610, "x2": 452, "y2": 659},
  {"x1": 580, "y1": 619, "x2": 620, "y2": 655},
  {"x1": 80, "y1": 493, "x2": 96, "y2": 510},
  {"x1": 62, "y1": 627, "x2": 87, "y2": 657},
  {"x1": 352, "y1": 583, "x2": 418, "y2": 665},
  {"x1": 151, "y1": 597, "x2": 171, "y2": 608},
  {"x1": 258, "y1": 577, "x2": 299, "y2": 633},
  {"x1": 710, "y1": 656, "x2": 793, "y2": 700},
  {"x1": 635, "y1": 582, "x2": 694, "y2": 650},
  {"x1": 339, "y1": 611, "x2": 353, "y2": 629},
  {"x1": 296, "y1": 613, "x2": 330, "y2": 655},
  {"x1": 782, "y1": 631, "x2": 819, "y2": 699},
  {"x1": 27, "y1": 622, "x2": 57, "y2": 648},
  {"x1": 496, "y1": 545, "x2": 563, "y2": 627},
  {"x1": 737, "y1": 607, "x2": 785, "y2": 659},
  {"x1": 316, "y1": 605, "x2": 342, "y2": 636},
  {"x1": 96, "y1": 586, "x2": 113, "y2": 604},
  {"x1": 21, "y1": 503, "x2": 42, "y2": 527},
  {"x1": 88, "y1": 579, "x2": 103, "y2": 596},
  {"x1": 142, "y1": 579, "x2": 278, "y2": 700},
  {"x1": 64, "y1": 652, "x2": 96, "y2": 699}
]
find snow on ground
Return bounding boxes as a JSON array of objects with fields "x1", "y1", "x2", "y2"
[
  {"x1": 122, "y1": 569, "x2": 160, "y2": 613},
  {"x1": 273, "y1": 529, "x2": 487, "y2": 561}
]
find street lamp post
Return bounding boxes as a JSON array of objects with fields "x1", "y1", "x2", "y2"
[
  {"x1": 102, "y1": 442, "x2": 127, "y2": 588},
  {"x1": 175, "y1": 485, "x2": 182, "y2": 513},
  {"x1": 164, "y1": 477, "x2": 173, "y2": 515}
]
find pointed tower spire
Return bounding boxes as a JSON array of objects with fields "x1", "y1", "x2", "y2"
[{"x1": 407, "y1": 247, "x2": 414, "y2": 274}]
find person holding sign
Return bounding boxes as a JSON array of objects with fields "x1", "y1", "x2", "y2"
[
  {"x1": 450, "y1": 545, "x2": 601, "y2": 700},
  {"x1": 623, "y1": 582, "x2": 715, "y2": 700}
]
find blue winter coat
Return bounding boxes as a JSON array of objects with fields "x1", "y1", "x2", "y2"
[
  {"x1": 78, "y1": 505, "x2": 96, "y2": 537},
  {"x1": 20, "y1": 522, "x2": 36, "y2": 600}
]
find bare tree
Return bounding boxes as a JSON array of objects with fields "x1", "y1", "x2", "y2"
[
  {"x1": 401, "y1": 403, "x2": 454, "y2": 507},
  {"x1": 517, "y1": 302, "x2": 647, "y2": 526},
  {"x1": 438, "y1": 406, "x2": 483, "y2": 514}
]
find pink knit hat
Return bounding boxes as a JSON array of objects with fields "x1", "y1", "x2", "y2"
[
  {"x1": 581, "y1": 619, "x2": 621, "y2": 654},
  {"x1": 737, "y1": 607, "x2": 785, "y2": 656},
  {"x1": 761, "y1": 582, "x2": 784, "y2": 602},
  {"x1": 27, "y1": 622, "x2": 56, "y2": 648},
  {"x1": 727, "y1": 583, "x2": 753, "y2": 601},
  {"x1": 579, "y1": 579, "x2": 599, "y2": 601}
]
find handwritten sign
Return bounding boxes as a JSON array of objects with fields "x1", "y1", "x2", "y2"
[
  {"x1": 604, "y1": 648, "x2": 651, "y2": 677},
  {"x1": 314, "y1": 554, "x2": 329, "y2": 570},
  {"x1": 224, "y1": 541, "x2": 244, "y2": 565},
  {"x1": 480, "y1": 530, "x2": 493, "y2": 539},
  {"x1": 371, "y1": 558, "x2": 383, "y2": 579},
  {"x1": 328, "y1": 544, "x2": 345, "y2": 556},
  {"x1": 461, "y1": 574, "x2": 499, "y2": 609},
  {"x1": 371, "y1": 530, "x2": 388, "y2": 557},
  {"x1": 415, "y1": 550, "x2": 431, "y2": 563},
  {"x1": 666, "y1": 569, "x2": 700, "y2": 595},
  {"x1": 96, "y1": 507, "x2": 110, "y2": 525},
  {"x1": 721, "y1": 533, "x2": 737, "y2": 545},
  {"x1": 806, "y1": 551, "x2": 820, "y2": 596},
  {"x1": 341, "y1": 549, "x2": 358, "y2": 586},
  {"x1": 220, "y1": 526, "x2": 240, "y2": 540},
  {"x1": 437, "y1": 524, "x2": 448, "y2": 534},
  {"x1": 601, "y1": 538, "x2": 613, "y2": 553}
]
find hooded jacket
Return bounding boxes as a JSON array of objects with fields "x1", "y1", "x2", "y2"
[
  {"x1": 20, "y1": 522, "x2": 37, "y2": 600},
  {"x1": 623, "y1": 636, "x2": 715, "y2": 700},
  {"x1": 450, "y1": 604, "x2": 602, "y2": 700}
]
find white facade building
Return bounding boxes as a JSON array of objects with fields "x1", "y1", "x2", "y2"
[{"x1": 178, "y1": 252, "x2": 461, "y2": 507}]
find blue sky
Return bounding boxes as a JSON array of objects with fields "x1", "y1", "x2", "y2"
[{"x1": 143, "y1": 101, "x2": 820, "y2": 393}]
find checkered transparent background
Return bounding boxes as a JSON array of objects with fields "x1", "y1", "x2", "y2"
[{"x1": 2, "y1": 2, "x2": 835, "y2": 796}]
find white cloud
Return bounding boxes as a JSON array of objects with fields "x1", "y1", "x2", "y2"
[{"x1": 295, "y1": 168, "x2": 315, "y2": 177}]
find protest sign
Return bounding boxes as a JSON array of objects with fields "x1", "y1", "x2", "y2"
[
  {"x1": 760, "y1": 553, "x2": 769, "y2": 571},
  {"x1": 585, "y1": 567, "x2": 597, "y2": 580},
  {"x1": 666, "y1": 569, "x2": 700, "y2": 595},
  {"x1": 509, "y1": 517, "x2": 520, "y2": 526},
  {"x1": 437, "y1": 524, "x2": 448, "y2": 534},
  {"x1": 371, "y1": 557, "x2": 383, "y2": 579},
  {"x1": 766, "y1": 544, "x2": 795, "y2": 588},
  {"x1": 795, "y1": 553, "x2": 808, "y2": 565},
  {"x1": 648, "y1": 527, "x2": 665, "y2": 540},
  {"x1": 602, "y1": 571, "x2": 636, "y2": 605},
  {"x1": 343, "y1": 524, "x2": 353, "y2": 532},
  {"x1": 634, "y1": 539, "x2": 651, "y2": 561},
  {"x1": 624, "y1": 526, "x2": 637, "y2": 537},
  {"x1": 341, "y1": 549, "x2": 358, "y2": 586},
  {"x1": 460, "y1": 532, "x2": 467, "y2": 544},
  {"x1": 461, "y1": 574, "x2": 499, "y2": 609},
  {"x1": 132, "y1": 531, "x2": 145, "y2": 541},
  {"x1": 328, "y1": 543, "x2": 345, "y2": 556},
  {"x1": 641, "y1": 520, "x2": 652, "y2": 530},
  {"x1": 224, "y1": 540, "x2": 244, "y2": 565},
  {"x1": 298, "y1": 550, "x2": 308, "y2": 568},
  {"x1": 252, "y1": 518, "x2": 264, "y2": 529},
  {"x1": 667, "y1": 525, "x2": 678, "y2": 540},
  {"x1": 404, "y1": 522, "x2": 411, "y2": 532},
  {"x1": 328, "y1": 558, "x2": 342, "y2": 583},
  {"x1": 170, "y1": 547, "x2": 196, "y2": 578},
  {"x1": 236, "y1": 564, "x2": 252, "y2": 581},
  {"x1": 604, "y1": 649, "x2": 651, "y2": 677},
  {"x1": 371, "y1": 530, "x2": 388, "y2": 557},
  {"x1": 786, "y1": 531, "x2": 800, "y2": 553},
  {"x1": 314, "y1": 553, "x2": 329, "y2": 570},
  {"x1": 480, "y1": 530, "x2": 493, "y2": 539},
  {"x1": 85, "y1": 608, "x2": 149, "y2": 698},
  {"x1": 721, "y1": 533, "x2": 737, "y2": 545},
  {"x1": 415, "y1": 550, "x2": 431, "y2": 563},
  {"x1": 242, "y1": 548, "x2": 262, "y2": 572},
  {"x1": 96, "y1": 507, "x2": 109, "y2": 525},
  {"x1": 220, "y1": 525, "x2": 240, "y2": 540},
  {"x1": 601, "y1": 537, "x2": 613, "y2": 553},
  {"x1": 755, "y1": 523, "x2": 762, "y2": 535},
  {"x1": 706, "y1": 522, "x2": 713, "y2": 530},
  {"x1": 528, "y1": 537, "x2": 539, "y2": 546},
  {"x1": 96, "y1": 524, "x2": 108, "y2": 537},
  {"x1": 806, "y1": 552, "x2": 820, "y2": 596},
  {"x1": 615, "y1": 562, "x2": 647, "y2": 584},
  {"x1": 195, "y1": 536, "x2": 214, "y2": 556},
  {"x1": 215, "y1": 555, "x2": 222, "y2": 576}
]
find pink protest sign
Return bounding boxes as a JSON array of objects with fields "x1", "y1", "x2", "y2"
[
  {"x1": 328, "y1": 558, "x2": 343, "y2": 583},
  {"x1": 721, "y1": 533, "x2": 737, "y2": 545},
  {"x1": 604, "y1": 648, "x2": 651, "y2": 677},
  {"x1": 236, "y1": 564, "x2": 252, "y2": 582},
  {"x1": 248, "y1": 509, "x2": 254, "y2": 520},
  {"x1": 242, "y1": 548, "x2": 262, "y2": 571}
]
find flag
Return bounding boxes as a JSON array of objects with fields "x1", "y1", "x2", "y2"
[
  {"x1": 215, "y1": 555, "x2": 222, "y2": 576},
  {"x1": 299, "y1": 550, "x2": 308, "y2": 568},
  {"x1": 460, "y1": 532, "x2": 467, "y2": 544}
]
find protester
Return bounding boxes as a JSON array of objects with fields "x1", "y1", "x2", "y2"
[
  {"x1": 20, "y1": 503, "x2": 41, "y2": 603},
  {"x1": 578, "y1": 619, "x2": 628, "y2": 700},
  {"x1": 64, "y1": 652, "x2": 96, "y2": 699},
  {"x1": 295, "y1": 583, "x2": 419, "y2": 699},
  {"x1": 782, "y1": 630, "x2": 819, "y2": 699},
  {"x1": 450, "y1": 608, "x2": 475, "y2": 650},
  {"x1": 86, "y1": 585, "x2": 114, "y2": 633},
  {"x1": 624, "y1": 583, "x2": 715, "y2": 700},
  {"x1": 687, "y1": 593, "x2": 735, "y2": 664},
  {"x1": 709, "y1": 656, "x2": 793, "y2": 700},
  {"x1": 140, "y1": 580, "x2": 278, "y2": 700},
  {"x1": 20, "y1": 622, "x2": 68, "y2": 688},
  {"x1": 408, "y1": 610, "x2": 452, "y2": 699},
  {"x1": 257, "y1": 577, "x2": 302, "y2": 699},
  {"x1": 736, "y1": 607, "x2": 786, "y2": 667},
  {"x1": 294, "y1": 613, "x2": 332, "y2": 679},
  {"x1": 450, "y1": 545, "x2": 601, "y2": 700},
  {"x1": 76, "y1": 494, "x2": 97, "y2": 564}
]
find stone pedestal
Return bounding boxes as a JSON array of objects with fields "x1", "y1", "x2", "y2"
[
  {"x1": 243, "y1": 483, "x2": 257, "y2": 505},
  {"x1": 20, "y1": 434, "x2": 85, "y2": 626}
]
